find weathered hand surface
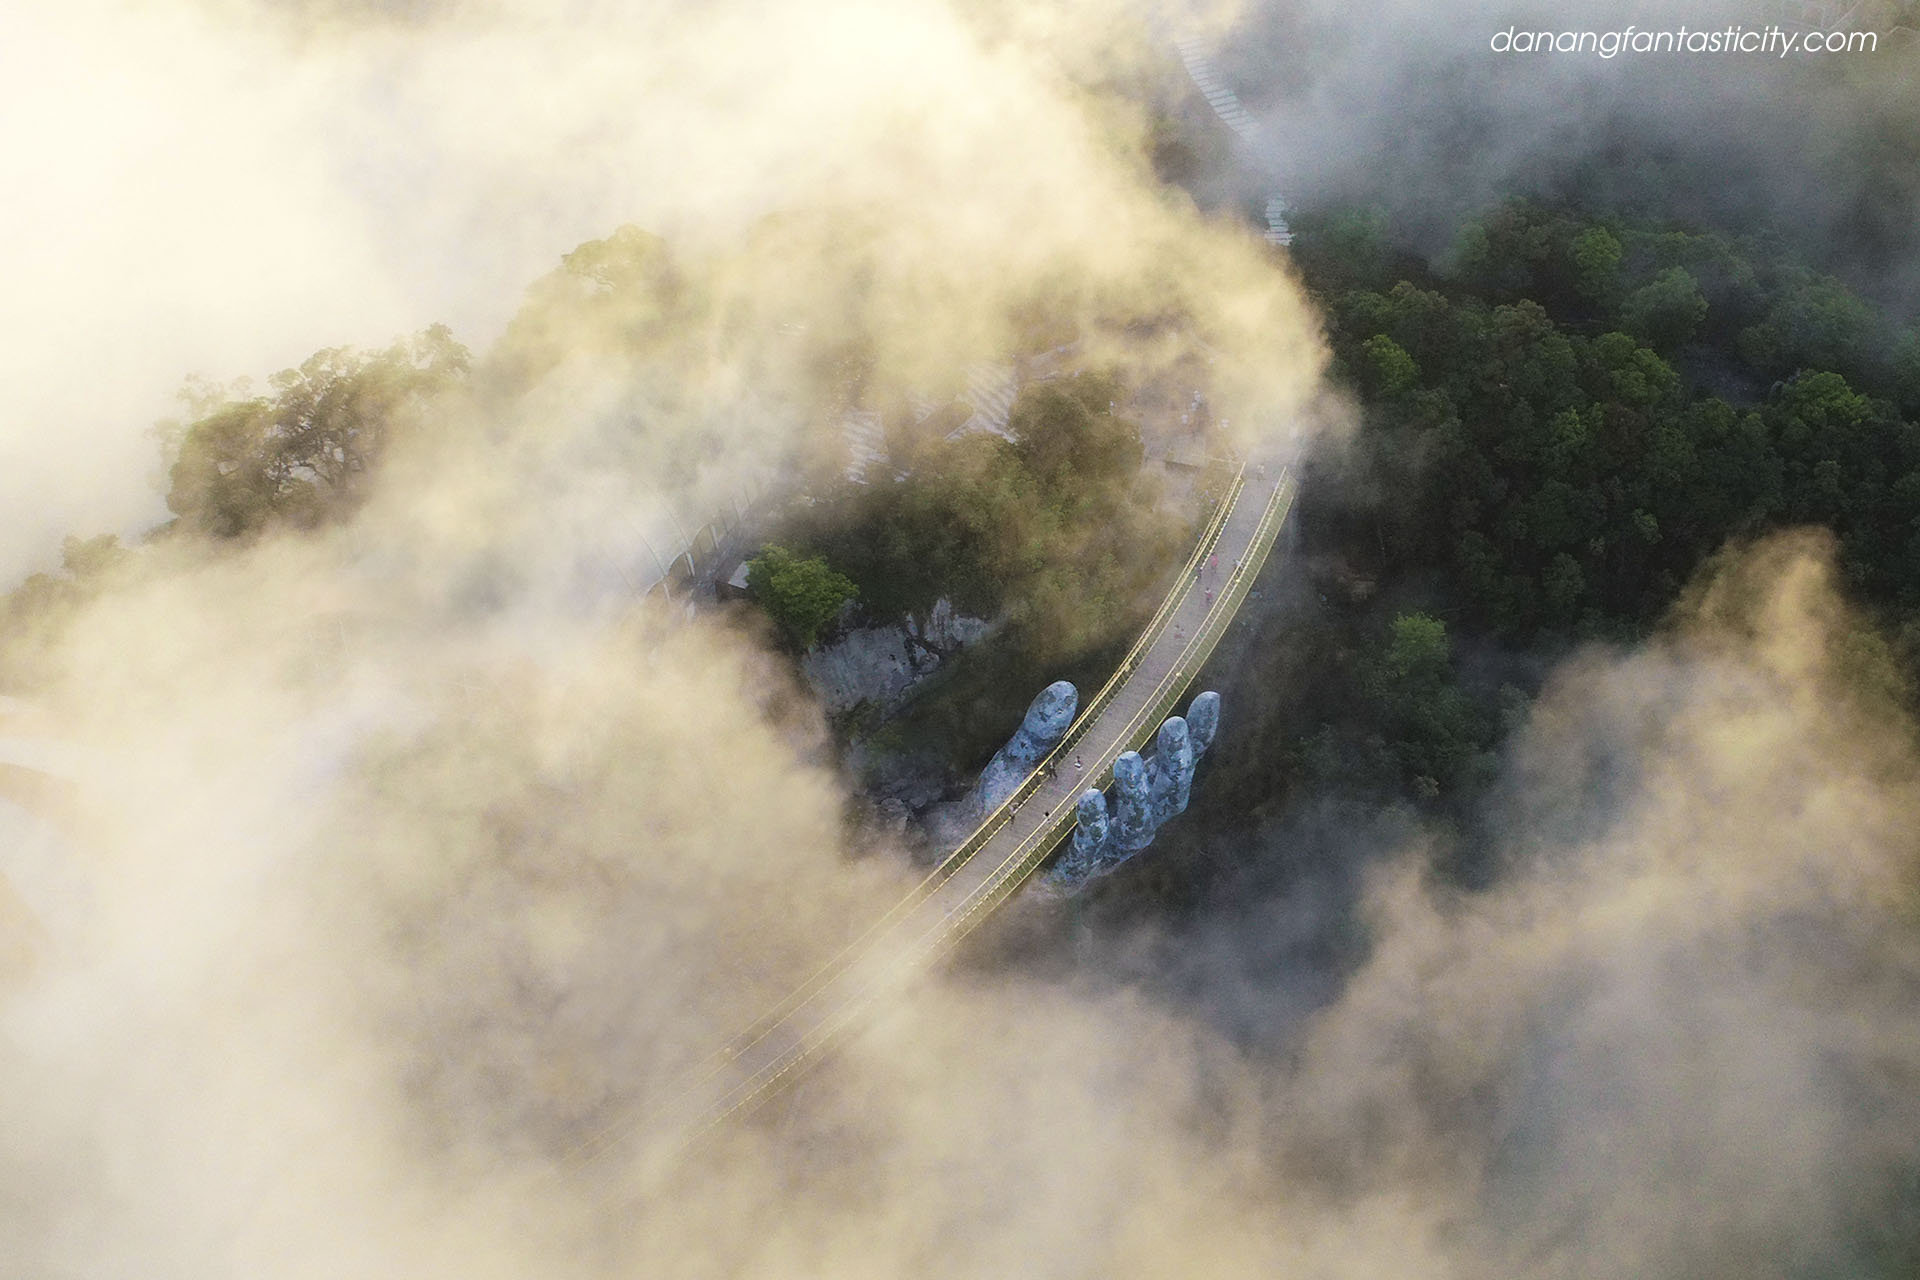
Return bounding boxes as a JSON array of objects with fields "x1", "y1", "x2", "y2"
[
  {"x1": 1048, "y1": 689, "x2": 1220, "y2": 890},
  {"x1": 975, "y1": 679, "x2": 1077, "y2": 815}
]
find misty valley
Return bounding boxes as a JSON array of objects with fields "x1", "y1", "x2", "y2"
[{"x1": 2, "y1": 1, "x2": 1919, "y2": 1277}]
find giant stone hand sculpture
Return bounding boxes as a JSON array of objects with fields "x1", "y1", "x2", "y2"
[
  {"x1": 1045, "y1": 690, "x2": 1220, "y2": 891},
  {"x1": 975, "y1": 679, "x2": 1077, "y2": 815}
]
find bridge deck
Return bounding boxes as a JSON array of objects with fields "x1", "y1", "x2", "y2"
[{"x1": 569, "y1": 459, "x2": 1297, "y2": 1176}]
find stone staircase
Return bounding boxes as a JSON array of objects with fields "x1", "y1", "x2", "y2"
[
  {"x1": 840, "y1": 408, "x2": 888, "y2": 483},
  {"x1": 947, "y1": 361, "x2": 1019, "y2": 443},
  {"x1": 1171, "y1": 33, "x2": 1294, "y2": 248},
  {"x1": 1173, "y1": 35, "x2": 1259, "y2": 143},
  {"x1": 1265, "y1": 195, "x2": 1294, "y2": 248}
]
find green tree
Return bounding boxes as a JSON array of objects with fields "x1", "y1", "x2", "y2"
[
  {"x1": 0, "y1": 534, "x2": 134, "y2": 688},
  {"x1": 1009, "y1": 379, "x2": 1142, "y2": 492},
  {"x1": 495, "y1": 225, "x2": 685, "y2": 375},
  {"x1": 1451, "y1": 205, "x2": 1553, "y2": 299},
  {"x1": 165, "y1": 326, "x2": 468, "y2": 539},
  {"x1": 1570, "y1": 227, "x2": 1624, "y2": 305},
  {"x1": 1542, "y1": 551, "x2": 1587, "y2": 622},
  {"x1": 1588, "y1": 331, "x2": 1680, "y2": 407},
  {"x1": 1895, "y1": 329, "x2": 1920, "y2": 414},
  {"x1": 1360, "y1": 612, "x2": 1491, "y2": 797},
  {"x1": 1622, "y1": 267, "x2": 1708, "y2": 350},
  {"x1": 1358, "y1": 334, "x2": 1420, "y2": 398},
  {"x1": 1738, "y1": 274, "x2": 1876, "y2": 376},
  {"x1": 1376, "y1": 611, "x2": 1451, "y2": 685},
  {"x1": 1296, "y1": 205, "x2": 1395, "y2": 292},
  {"x1": 746, "y1": 544, "x2": 858, "y2": 649}
]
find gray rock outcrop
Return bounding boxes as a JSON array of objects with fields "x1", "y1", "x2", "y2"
[{"x1": 801, "y1": 597, "x2": 991, "y2": 715}]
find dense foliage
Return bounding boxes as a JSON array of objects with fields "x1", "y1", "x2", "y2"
[
  {"x1": 745, "y1": 544, "x2": 858, "y2": 650},
  {"x1": 1308, "y1": 202, "x2": 1920, "y2": 642},
  {"x1": 164, "y1": 326, "x2": 469, "y2": 539},
  {"x1": 1164, "y1": 200, "x2": 1920, "y2": 856},
  {"x1": 791, "y1": 372, "x2": 1151, "y2": 628}
]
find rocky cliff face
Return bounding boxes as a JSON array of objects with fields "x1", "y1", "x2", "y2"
[{"x1": 800, "y1": 598, "x2": 990, "y2": 715}]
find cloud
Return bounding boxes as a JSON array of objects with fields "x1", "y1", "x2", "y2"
[
  {"x1": 1193, "y1": 530, "x2": 1920, "y2": 1277},
  {"x1": 3, "y1": 0, "x2": 1915, "y2": 1275},
  {"x1": 0, "y1": 0, "x2": 1325, "y2": 1273},
  {"x1": 655, "y1": 532, "x2": 1920, "y2": 1280},
  {"x1": 0, "y1": 0, "x2": 1324, "y2": 582}
]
